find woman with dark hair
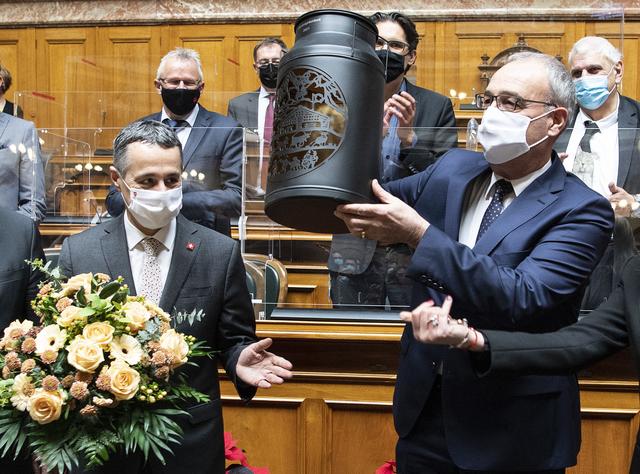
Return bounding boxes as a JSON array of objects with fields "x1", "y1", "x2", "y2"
[{"x1": 0, "y1": 63, "x2": 23, "y2": 118}]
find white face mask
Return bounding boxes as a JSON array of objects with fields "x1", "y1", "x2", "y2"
[
  {"x1": 478, "y1": 106, "x2": 555, "y2": 165},
  {"x1": 120, "y1": 177, "x2": 183, "y2": 229}
]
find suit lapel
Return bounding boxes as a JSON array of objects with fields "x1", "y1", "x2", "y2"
[
  {"x1": 100, "y1": 215, "x2": 136, "y2": 294},
  {"x1": 182, "y1": 107, "x2": 212, "y2": 169},
  {"x1": 159, "y1": 215, "x2": 201, "y2": 312},
  {"x1": 443, "y1": 158, "x2": 489, "y2": 239},
  {"x1": 616, "y1": 96, "x2": 639, "y2": 187},
  {"x1": 474, "y1": 158, "x2": 563, "y2": 255}
]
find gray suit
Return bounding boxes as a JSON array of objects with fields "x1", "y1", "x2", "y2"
[
  {"x1": 59, "y1": 214, "x2": 257, "y2": 473},
  {"x1": 0, "y1": 112, "x2": 46, "y2": 221},
  {"x1": 227, "y1": 90, "x2": 259, "y2": 130}
]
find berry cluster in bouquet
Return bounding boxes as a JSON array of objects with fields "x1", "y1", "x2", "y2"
[{"x1": 0, "y1": 260, "x2": 214, "y2": 473}]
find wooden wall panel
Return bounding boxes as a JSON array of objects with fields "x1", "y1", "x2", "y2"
[
  {"x1": 34, "y1": 27, "x2": 96, "y2": 130},
  {"x1": 96, "y1": 25, "x2": 163, "y2": 146},
  {"x1": 0, "y1": 28, "x2": 36, "y2": 116}
]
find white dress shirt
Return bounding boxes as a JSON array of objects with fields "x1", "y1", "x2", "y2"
[
  {"x1": 123, "y1": 212, "x2": 177, "y2": 298},
  {"x1": 562, "y1": 96, "x2": 619, "y2": 197},
  {"x1": 257, "y1": 86, "x2": 273, "y2": 140},
  {"x1": 160, "y1": 104, "x2": 200, "y2": 149},
  {"x1": 458, "y1": 160, "x2": 553, "y2": 247}
]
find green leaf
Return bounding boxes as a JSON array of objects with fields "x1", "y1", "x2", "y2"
[
  {"x1": 79, "y1": 307, "x2": 96, "y2": 317},
  {"x1": 99, "y1": 281, "x2": 121, "y2": 299}
]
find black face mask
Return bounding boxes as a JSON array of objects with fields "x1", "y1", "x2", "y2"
[
  {"x1": 258, "y1": 63, "x2": 279, "y2": 89},
  {"x1": 161, "y1": 87, "x2": 200, "y2": 116},
  {"x1": 376, "y1": 50, "x2": 407, "y2": 83}
]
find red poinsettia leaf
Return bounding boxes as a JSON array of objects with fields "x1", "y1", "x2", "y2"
[
  {"x1": 224, "y1": 432, "x2": 249, "y2": 464},
  {"x1": 375, "y1": 460, "x2": 397, "y2": 474}
]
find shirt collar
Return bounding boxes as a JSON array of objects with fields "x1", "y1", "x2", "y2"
[
  {"x1": 123, "y1": 211, "x2": 177, "y2": 253},
  {"x1": 160, "y1": 103, "x2": 200, "y2": 127},
  {"x1": 577, "y1": 93, "x2": 619, "y2": 130},
  {"x1": 259, "y1": 86, "x2": 275, "y2": 100},
  {"x1": 485, "y1": 159, "x2": 553, "y2": 199}
]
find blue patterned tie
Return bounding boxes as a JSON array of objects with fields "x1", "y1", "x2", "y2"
[{"x1": 476, "y1": 179, "x2": 513, "y2": 242}]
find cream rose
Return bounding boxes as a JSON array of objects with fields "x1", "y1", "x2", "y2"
[
  {"x1": 106, "y1": 361, "x2": 140, "y2": 400},
  {"x1": 57, "y1": 305, "x2": 87, "y2": 328},
  {"x1": 82, "y1": 322, "x2": 115, "y2": 348},
  {"x1": 2, "y1": 320, "x2": 33, "y2": 344},
  {"x1": 121, "y1": 301, "x2": 152, "y2": 331},
  {"x1": 35, "y1": 325, "x2": 67, "y2": 356},
  {"x1": 56, "y1": 272, "x2": 93, "y2": 298},
  {"x1": 109, "y1": 334, "x2": 142, "y2": 365},
  {"x1": 159, "y1": 329, "x2": 189, "y2": 369},
  {"x1": 67, "y1": 337, "x2": 104, "y2": 373},
  {"x1": 27, "y1": 388, "x2": 64, "y2": 424}
]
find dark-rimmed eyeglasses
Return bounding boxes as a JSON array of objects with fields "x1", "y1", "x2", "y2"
[
  {"x1": 475, "y1": 93, "x2": 556, "y2": 112},
  {"x1": 375, "y1": 37, "x2": 411, "y2": 56},
  {"x1": 157, "y1": 78, "x2": 201, "y2": 89}
]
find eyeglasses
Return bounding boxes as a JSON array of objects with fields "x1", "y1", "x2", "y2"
[
  {"x1": 475, "y1": 93, "x2": 556, "y2": 112},
  {"x1": 157, "y1": 78, "x2": 201, "y2": 89},
  {"x1": 375, "y1": 37, "x2": 411, "y2": 55},
  {"x1": 256, "y1": 59, "x2": 281, "y2": 67}
]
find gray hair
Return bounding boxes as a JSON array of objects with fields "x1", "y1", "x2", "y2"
[
  {"x1": 156, "y1": 47, "x2": 204, "y2": 82},
  {"x1": 113, "y1": 120, "x2": 182, "y2": 176},
  {"x1": 569, "y1": 36, "x2": 622, "y2": 66},
  {"x1": 508, "y1": 52, "x2": 576, "y2": 117}
]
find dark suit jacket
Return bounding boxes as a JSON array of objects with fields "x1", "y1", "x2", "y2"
[
  {"x1": 481, "y1": 256, "x2": 640, "y2": 473},
  {"x1": 0, "y1": 208, "x2": 44, "y2": 324},
  {"x1": 227, "y1": 90, "x2": 259, "y2": 130},
  {"x1": 106, "y1": 106, "x2": 243, "y2": 236},
  {"x1": 388, "y1": 149, "x2": 614, "y2": 470},
  {"x1": 0, "y1": 208, "x2": 44, "y2": 473},
  {"x1": 555, "y1": 94, "x2": 640, "y2": 194},
  {"x1": 328, "y1": 81, "x2": 457, "y2": 275},
  {"x1": 58, "y1": 214, "x2": 257, "y2": 473}
]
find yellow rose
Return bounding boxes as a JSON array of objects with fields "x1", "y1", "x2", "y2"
[
  {"x1": 2, "y1": 320, "x2": 33, "y2": 344},
  {"x1": 159, "y1": 329, "x2": 189, "y2": 369},
  {"x1": 57, "y1": 305, "x2": 87, "y2": 328},
  {"x1": 106, "y1": 361, "x2": 140, "y2": 400},
  {"x1": 67, "y1": 337, "x2": 104, "y2": 373},
  {"x1": 27, "y1": 388, "x2": 64, "y2": 424},
  {"x1": 34, "y1": 325, "x2": 67, "y2": 356},
  {"x1": 55, "y1": 273, "x2": 93, "y2": 298},
  {"x1": 121, "y1": 301, "x2": 151, "y2": 331},
  {"x1": 82, "y1": 322, "x2": 115, "y2": 348}
]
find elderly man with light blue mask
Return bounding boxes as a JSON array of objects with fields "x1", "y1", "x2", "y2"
[{"x1": 555, "y1": 36, "x2": 640, "y2": 215}]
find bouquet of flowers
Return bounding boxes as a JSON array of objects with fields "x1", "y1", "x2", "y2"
[{"x1": 0, "y1": 260, "x2": 213, "y2": 472}]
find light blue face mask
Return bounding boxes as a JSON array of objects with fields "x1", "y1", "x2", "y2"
[{"x1": 574, "y1": 66, "x2": 617, "y2": 110}]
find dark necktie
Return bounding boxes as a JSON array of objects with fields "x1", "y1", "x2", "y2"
[
  {"x1": 578, "y1": 120, "x2": 600, "y2": 153},
  {"x1": 476, "y1": 179, "x2": 513, "y2": 242},
  {"x1": 263, "y1": 94, "x2": 275, "y2": 144},
  {"x1": 162, "y1": 118, "x2": 189, "y2": 130}
]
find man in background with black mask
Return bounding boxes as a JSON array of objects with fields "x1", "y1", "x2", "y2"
[
  {"x1": 228, "y1": 37, "x2": 287, "y2": 195},
  {"x1": 106, "y1": 47, "x2": 243, "y2": 236},
  {"x1": 328, "y1": 12, "x2": 457, "y2": 309}
]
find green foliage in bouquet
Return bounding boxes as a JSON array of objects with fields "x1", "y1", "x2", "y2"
[{"x1": 0, "y1": 260, "x2": 215, "y2": 472}]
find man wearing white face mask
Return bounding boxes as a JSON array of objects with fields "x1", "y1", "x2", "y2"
[
  {"x1": 57, "y1": 120, "x2": 293, "y2": 474},
  {"x1": 334, "y1": 53, "x2": 613, "y2": 472},
  {"x1": 555, "y1": 36, "x2": 640, "y2": 214}
]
